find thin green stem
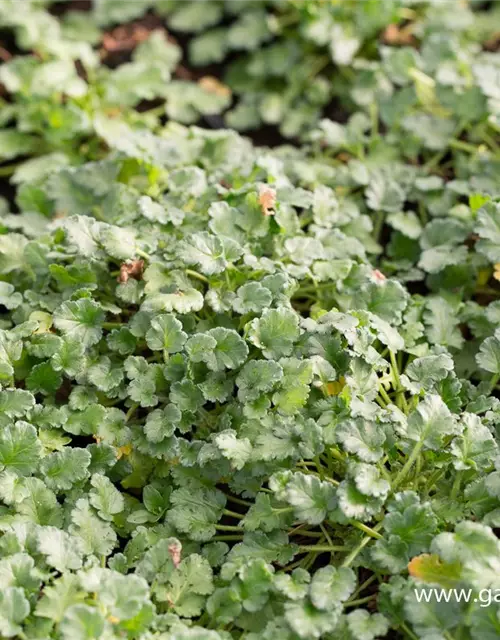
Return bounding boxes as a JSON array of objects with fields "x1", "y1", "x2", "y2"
[
  {"x1": 125, "y1": 403, "x2": 139, "y2": 423},
  {"x1": 392, "y1": 441, "x2": 424, "y2": 490},
  {"x1": 344, "y1": 594, "x2": 376, "y2": 607},
  {"x1": 390, "y1": 350, "x2": 408, "y2": 412},
  {"x1": 449, "y1": 138, "x2": 480, "y2": 154},
  {"x1": 450, "y1": 471, "x2": 462, "y2": 501},
  {"x1": 298, "y1": 544, "x2": 347, "y2": 553},
  {"x1": 0, "y1": 162, "x2": 21, "y2": 177},
  {"x1": 341, "y1": 522, "x2": 384, "y2": 568},
  {"x1": 223, "y1": 508, "x2": 244, "y2": 520},
  {"x1": 225, "y1": 494, "x2": 252, "y2": 507},
  {"x1": 401, "y1": 622, "x2": 419, "y2": 640},
  {"x1": 378, "y1": 385, "x2": 392, "y2": 406},
  {"x1": 135, "y1": 248, "x2": 151, "y2": 260},
  {"x1": 349, "y1": 574, "x2": 377, "y2": 601},
  {"x1": 102, "y1": 321, "x2": 123, "y2": 330},
  {"x1": 489, "y1": 373, "x2": 500, "y2": 393},
  {"x1": 215, "y1": 524, "x2": 244, "y2": 532},
  {"x1": 289, "y1": 529, "x2": 323, "y2": 538},
  {"x1": 185, "y1": 268, "x2": 209, "y2": 284},
  {"x1": 350, "y1": 521, "x2": 383, "y2": 540}
]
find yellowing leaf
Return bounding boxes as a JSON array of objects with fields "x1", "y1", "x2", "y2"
[
  {"x1": 408, "y1": 553, "x2": 462, "y2": 588},
  {"x1": 198, "y1": 76, "x2": 231, "y2": 98},
  {"x1": 116, "y1": 444, "x2": 132, "y2": 459},
  {"x1": 324, "y1": 378, "x2": 346, "y2": 396}
]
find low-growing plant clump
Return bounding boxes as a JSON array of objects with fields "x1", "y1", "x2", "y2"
[{"x1": 1, "y1": 1, "x2": 500, "y2": 639}]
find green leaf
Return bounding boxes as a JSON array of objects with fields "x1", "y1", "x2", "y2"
[
  {"x1": 284, "y1": 473, "x2": 337, "y2": 525},
  {"x1": 402, "y1": 394, "x2": 458, "y2": 450},
  {"x1": 164, "y1": 554, "x2": 214, "y2": 617},
  {"x1": 167, "y1": 487, "x2": 226, "y2": 541},
  {"x1": 53, "y1": 299, "x2": 104, "y2": 347},
  {"x1": 207, "y1": 327, "x2": 249, "y2": 370},
  {"x1": 40, "y1": 448, "x2": 91, "y2": 490},
  {"x1": 69, "y1": 498, "x2": 117, "y2": 556},
  {"x1": 476, "y1": 335, "x2": 500, "y2": 375},
  {"x1": 247, "y1": 307, "x2": 300, "y2": 359},
  {"x1": 0, "y1": 587, "x2": 30, "y2": 638},
  {"x1": 180, "y1": 232, "x2": 241, "y2": 275},
  {"x1": 0, "y1": 421, "x2": 42, "y2": 476},
  {"x1": 284, "y1": 600, "x2": 340, "y2": 639},
  {"x1": 310, "y1": 566, "x2": 356, "y2": 610},
  {"x1": 233, "y1": 282, "x2": 273, "y2": 314},
  {"x1": 0, "y1": 389, "x2": 35, "y2": 418},
  {"x1": 59, "y1": 604, "x2": 105, "y2": 640},
  {"x1": 476, "y1": 201, "x2": 500, "y2": 262},
  {"x1": 346, "y1": 610, "x2": 390, "y2": 640},
  {"x1": 336, "y1": 419, "x2": 385, "y2": 463},
  {"x1": 89, "y1": 473, "x2": 125, "y2": 521},
  {"x1": 146, "y1": 314, "x2": 188, "y2": 353},
  {"x1": 26, "y1": 361, "x2": 62, "y2": 395},
  {"x1": 37, "y1": 527, "x2": 85, "y2": 572}
]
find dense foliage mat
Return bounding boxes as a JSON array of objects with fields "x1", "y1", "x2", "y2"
[{"x1": 2, "y1": 1, "x2": 500, "y2": 639}]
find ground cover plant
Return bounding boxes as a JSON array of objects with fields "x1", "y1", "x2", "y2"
[{"x1": 1, "y1": 0, "x2": 500, "y2": 638}]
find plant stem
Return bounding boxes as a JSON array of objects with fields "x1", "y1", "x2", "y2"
[
  {"x1": 225, "y1": 494, "x2": 252, "y2": 507},
  {"x1": 215, "y1": 524, "x2": 243, "y2": 532},
  {"x1": 390, "y1": 350, "x2": 408, "y2": 412},
  {"x1": 298, "y1": 544, "x2": 347, "y2": 553},
  {"x1": 0, "y1": 162, "x2": 20, "y2": 177},
  {"x1": 450, "y1": 471, "x2": 462, "y2": 501},
  {"x1": 392, "y1": 440, "x2": 424, "y2": 490},
  {"x1": 489, "y1": 372, "x2": 500, "y2": 393},
  {"x1": 341, "y1": 522, "x2": 384, "y2": 568},
  {"x1": 223, "y1": 508, "x2": 244, "y2": 520},
  {"x1": 350, "y1": 521, "x2": 383, "y2": 540},
  {"x1": 344, "y1": 594, "x2": 376, "y2": 607},
  {"x1": 136, "y1": 248, "x2": 151, "y2": 260},
  {"x1": 185, "y1": 268, "x2": 209, "y2": 284},
  {"x1": 125, "y1": 403, "x2": 139, "y2": 423},
  {"x1": 102, "y1": 321, "x2": 123, "y2": 330},
  {"x1": 349, "y1": 574, "x2": 377, "y2": 601},
  {"x1": 449, "y1": 138, "x2": 480, "y2": 154}
]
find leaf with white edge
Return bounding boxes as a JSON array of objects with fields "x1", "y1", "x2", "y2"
[
  {"x1": 0, "y1": 389, "x2": 35, "y2": 418},
  {"x1": 346, "y1": 610, "x2": 390, "y2": 640},
  {"x1": 146, "y1": 313, "x2": 187, "y2": 353},
  {"x1": 335, "y1": 419, "x2": 386, "y2": 463},
  {"x1": 0, "y1": 421, "x2": 42, "y2": 476},
  {"x1": 310, "y1": 566, "x2": 356, "y2": 610},
  {"x1": 69, "y1": 498, "x2": 117, "y2": 556},
  {"x1": 59, "y1": 604, "x2": 105, "y2": 640},
  {"x1": 163, "y1": 554, "x2": 214, "y2": 617},
  {"x1": 284, "y1": 473, "x2": 337, "y2": 525},
  {"x1": 141, "y1": 288, "x2": 204, "y2": 314},
  {"x1": 284, "y1": 600, "x2": 340, "y2": 639},
  {"x1": 0, "y1": 587, "x2": 30, "y2": 638},
  {"x1": 476, "y1": 335, "x2": 500, "y2": 375},
  {"x1": 40, "y1": 448, "x2": 91, "y2": 491},
  {"x1": 37, "y1": 527, "x2": 85, "y2": 572},
  {"x1": 233, "y1": 282, "x2": 273, "y2": 314},
  {"x1": 402, "y1": 394, "x2": 458, "y2": 450},
  {"x1": 53, "y1": 299, "x2": 104, "y2": 347},
  {"x1": 214, "y1": 430, "x2": 252, "y2": 470},
  {"x1": 89, "y1": 473, "x2": 124, "y2": 521},
  {"x1": 247, "y1": 307, "x2": 300, "y2": 359},
  {"x1": 207, "y1": 327, "x2": 249, "y2": 370}
]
